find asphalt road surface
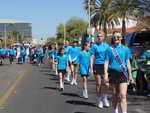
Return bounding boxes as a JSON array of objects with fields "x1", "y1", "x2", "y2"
[{"x1": 0, "y1": 63, "x2": 150, "y2": 113}]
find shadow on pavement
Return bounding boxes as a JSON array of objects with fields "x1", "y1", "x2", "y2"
[
  {"x1": 55, "y1": 81, "x2": 70, "y2": 85},
  {"x1": 44, "y1": 86, "x2": 59, "y2": 91},
  {"x1": 61, "y1": 92, "x2": 81, "y2": 98},
  {"x1": 44, "y1": 73, "x2": 57, "y2": 76},
  {"x1": 128, "y1": 96, "x2": 150, "y2": 102},
  {"x1": 66, "y1": 100, "x2": 96, "y2": 107},
  {"x1": 74, "y1": 112, "x2": 87, "y2": 113},
  {"x1": 49, "y1": 77, "x2": 59, "y2": 81},
  {"x1": 40, "y1": 69, "x2": 50, "y2": 72}
]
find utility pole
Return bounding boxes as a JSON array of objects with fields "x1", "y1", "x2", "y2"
[
  {"x1": 63, "y1": 22, "x2": 66, "y2": 44},
  {"x1": 4, "y1": 23, "x2": 7, "y2": 48},
  {"x1": 88, "y1": 0, "x2": 91, "y2": 28}
]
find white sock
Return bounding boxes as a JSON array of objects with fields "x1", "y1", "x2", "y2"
[
  {"x1": 99, "y1": 96, "x2": 103, "y2": 101},
  {"x1": 103, "y1": 96, "x2": 108, "y2": 100},
  {"x1": 113, "y1": 107, "x2": 118, "y2": 113},
  {"x1": 122, "y1": 112, "x2": 127, "y2": 113}
]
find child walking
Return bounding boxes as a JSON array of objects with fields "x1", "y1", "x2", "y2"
[
  {"x1": 56, "y1": 47, "x2": 68, "y2": 91},
  {"x1": 78, "y1": 42, "x2": 91, "y2": 99}
]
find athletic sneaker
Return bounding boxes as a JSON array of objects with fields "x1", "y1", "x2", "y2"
[
  {"x1": 112, "y1": 107, "x2": 118, "y2": 113},
  {"x1": 59, "y1": 83, "x2": 64, "y2": 91},
  {"x1": 98, "y1": 100, "x2": 103, "y2": 108},
  {"x1": 38, "y1": 63, "x2": 41, "y2": 66},
  {"x1": 103, "y1": 98, "x2": 110, "y2": 107},
  {"x1": 67, "y1": 76, "x2": 70, "y2": 82},
  {"x1": 70, "y1": 79, "x2": 74, "y2": 85},
  {"x1": 65, "y1": 76, "x2": 70, "y2": 82},
  {"x1": 70, "y1": 79, "x2": 77, "y2": 85},
  {"x1": 74, "y1": 80, "x2": 78, "y2": 85},
  {"x1": 83, "y1": 89, "x2": 88, "y2": 99}
]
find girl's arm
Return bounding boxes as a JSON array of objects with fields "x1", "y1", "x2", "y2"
[
  {"x1": 90, "y1": 55, "x2": 94, "y2": 71},
  {"x1": 127, "y1": 59, "x2": 134, "y2": 83}
]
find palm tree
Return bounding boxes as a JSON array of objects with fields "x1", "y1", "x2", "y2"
[
  {"x1": 111, "y1": 0, "x2": 139, "y2": 35},
  {"x1": 83, "y1": 0, "x2": 120, "y2": 38}
]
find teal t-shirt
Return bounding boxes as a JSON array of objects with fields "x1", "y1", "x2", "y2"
[
  {"x1": 64, "y1": 45, "x2": 71, "y2": 56},
  {"x1": 7, "y1": 48, "x2": 16, "y2": 56},
  {"x1": 56, "y1": 55, "x2": 68, "y2": 70},
  {"x1": 106, "y1": 44, "x2": 130, "y2": 72},
  {"x1": 141, "y1": 50, "x2": 150, "y2": 59},
  {"x1": 90, "y1": 42, "x2": 109, "y2": 64},
  {"x1": 78, "y1": 50, "x2": 91, "y2": 75},
  {"x1": 0, "y1": 48, "x2": 5, "y2": 56},
  {"x1": 68, "y1": 46, "x2": 80, "y2": 64},
  {"x1": 36, "y1": 48, "x2": 44, "y2": 57}
]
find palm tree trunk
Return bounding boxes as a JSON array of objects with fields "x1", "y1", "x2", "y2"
[
  {"x1": 122, "y1": 17, "x2": 126, "y2": 36},
  {"x1": 103, "y1": 22, "x2": 108, "y2": 39}
]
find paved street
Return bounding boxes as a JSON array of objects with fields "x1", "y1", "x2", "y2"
[{"x1": 0, "y1": 63, "x2": 150, "y2": 113}]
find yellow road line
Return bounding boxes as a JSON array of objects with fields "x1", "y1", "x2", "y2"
[{"x1": 0, "y1": 71, "x2": 24, "y2": 107}]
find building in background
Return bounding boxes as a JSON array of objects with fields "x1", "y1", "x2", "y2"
[{"x1": 0, "y1": 19, "x2": 32, "y2": 40}]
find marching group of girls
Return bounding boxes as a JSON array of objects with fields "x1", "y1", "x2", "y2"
[
  {"x1": 0, "y1": 44, "x2": 45, "y2": 65},
  {"x1": 48, "y1": 31, "x2": 134, "y2": 113},
  {"x1": 0, "y1": 46, "x2": 17, "y2": 64}
]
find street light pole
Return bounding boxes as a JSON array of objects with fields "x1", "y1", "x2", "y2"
[
  {"x1": 88, "y1": 0, "x2": 91, "y2": 28},
  {"x1": 63, "y1": 22, "x2": 66, "y2": 44},
  {"x1": 4, "y1": 23, "x2": 7, "y2": 48}
]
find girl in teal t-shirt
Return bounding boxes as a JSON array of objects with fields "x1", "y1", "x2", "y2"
[
  {"x1": 78, "y1": 42, "x2": 91, "y2": 99},
  {"x1": 56, "y1": 47, "x2": 68, "y2": 91}
]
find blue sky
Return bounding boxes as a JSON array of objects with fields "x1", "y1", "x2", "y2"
[{"x1": 0, "y1": 0, "x2": 88, "y2": 39}]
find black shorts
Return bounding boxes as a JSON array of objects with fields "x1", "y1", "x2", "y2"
[
  {"x1": 93, "y1": 64, "x2": 104, "y2": 75},
  {"x1": 81, "y1": 74, "x2": 89, "y2": 77},
  {"x1": 109, "y1": 69, "x2": 128, "y2": 84},
  {"x1": 57, "y1": 69, "x2": 66, "y2": 75}
]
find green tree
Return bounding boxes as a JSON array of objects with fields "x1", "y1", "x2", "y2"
[{"x1": 56, "y1": 17, "x2": 88, "y2": 41}]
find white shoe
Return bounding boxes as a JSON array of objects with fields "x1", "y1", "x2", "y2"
[
  {"x1": 66, "y1": 76, "x2": 70, "y2": 82},
  {"x1": 98, "y1": 100, "x2": 103, "y2": 108},
  {"x1": 112, "y1": 107, "x2": 118, "y2": 113},
  {"x1": 83, "y1": 89, "x2": 88, "y2": 99},
  {"x1": 74, "y1": 80, "x2": 77, "y2": 85},
  {"x1": 103, "y1": 98, "x2": 110, "y2": 107},
  {"x1": 60, "y1": 82, "x2": 64, "y2": 89},
  {"x1": 64, "y1": 76, "x2": 68, "y2": 81},
  {"x1": 70, "y1": 80, "x2": 74, "y2": 85}
]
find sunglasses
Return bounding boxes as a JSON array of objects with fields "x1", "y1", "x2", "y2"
[{"x1": 113, "y1": 36, "x2": 122, "y2": 40}]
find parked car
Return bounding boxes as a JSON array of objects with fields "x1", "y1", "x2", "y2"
[
  {"x1": 125, "y1": 31, "x2": 150, "y2": 56},
  {"x1": 125, "y1": 31, "x2": 150, "y2": 95}
]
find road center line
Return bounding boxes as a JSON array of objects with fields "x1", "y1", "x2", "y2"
[{"x1": 0, "y1": 71, "x2": 25, "y2": 107}]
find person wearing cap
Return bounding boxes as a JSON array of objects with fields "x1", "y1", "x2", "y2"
[
  {"x1": 104, "y1": 32, "x2": 134, "y2": 113},
  {"x1": 90, "y1": 32, "x2": 110, "y2": 108}
]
